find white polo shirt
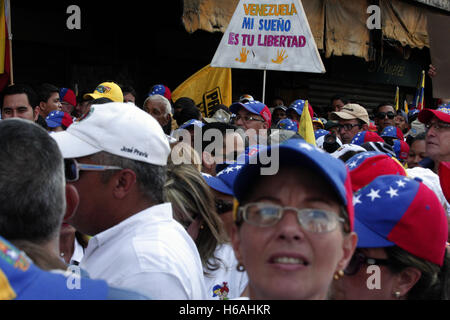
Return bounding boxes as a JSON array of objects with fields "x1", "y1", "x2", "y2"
[{"x1": 80, "y1": 203, "x2": 207, "y2": 300}]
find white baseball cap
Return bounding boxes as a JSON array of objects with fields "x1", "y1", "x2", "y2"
[{"x1": 52, "y1": 102, "x2": 171, "y2": 166}]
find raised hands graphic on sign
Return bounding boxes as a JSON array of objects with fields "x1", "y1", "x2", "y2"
[
  {"x1": 271, "y1": 49, "x2": 288, "y2": 64},
  {"x1": 235, "y1": 48, "x2": 250, "y2": 63}
]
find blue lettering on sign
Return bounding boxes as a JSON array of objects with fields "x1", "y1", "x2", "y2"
[{"x1": 258, "y1": 18, "x2": 291, "y2": 32}]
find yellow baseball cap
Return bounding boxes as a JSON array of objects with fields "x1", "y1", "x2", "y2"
[{"x1": 83, "y1": 82, "x2": 123, "y2": 103}]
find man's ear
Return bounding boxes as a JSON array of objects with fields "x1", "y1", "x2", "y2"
[
  {"x1": 38, "y1": 102, "x2": 47, "y2": 117},
  {"x1": 111, "y1": 169, "x2": 137, "y2": 200},
  {"x1": 361, "y1": 123, "x2": 369, "y2": 131},
  {"x1": 64, "y1": 184, "x2": 79, "y2": 223}
]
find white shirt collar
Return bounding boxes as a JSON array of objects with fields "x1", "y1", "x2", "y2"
[{"x1": 89, "y1": 203, "x2": 173, "y2": 249}]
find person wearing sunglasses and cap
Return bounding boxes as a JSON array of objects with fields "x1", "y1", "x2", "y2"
[
  {"x1": 51, "y1": 102, "x2": 207, "y2": 300},
  {"x1": 331, "y1": 175, "x2": 450, "y2": 300},
  {"x1": 230, "y1": 139, "x2": 357, "y2": 299},
  {"x1": 374, "y1": 102, "x2": 396, "y2": 135}
]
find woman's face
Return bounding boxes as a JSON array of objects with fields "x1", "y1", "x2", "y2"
[
  {"x1": 330, "y1": 248, "x2": 400, "y2": 300},
  {"x1": 407, "y1": 139, "x2": 426, "y2": 169},
  {"x1": 231, "y1": 166, "x2": 356, "y2": 300}
]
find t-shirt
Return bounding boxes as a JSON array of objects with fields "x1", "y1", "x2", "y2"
[{"x1": 203, "y1": 244, "x2": 248, "y2": 300}]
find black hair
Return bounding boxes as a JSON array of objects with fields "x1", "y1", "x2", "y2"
[
  {"x1": 406, "y1": 132, "x2": 426, "y2": 147},
  {"x1": 376, "y1": 102, "x2": 395, "y2": 113},
  {"x1": 1, "y1": 84, "x2": 39, "y2": 110},
  {"x1": 174, "y1": 105, "x2": 201, "y2": 127},
  {"x1": 121, "y1": 85, "x2": 137, "y2": 98},
  {"x1": 330, "y1": 94, "x2": 348, "y2": 105},
  {"x1": 36, "y1": 83, "x2": 59, "y2": 104}
]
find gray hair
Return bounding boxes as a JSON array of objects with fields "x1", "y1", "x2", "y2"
[
  {"x1": 0, "y1": 119, "x2": 66, "y2": 243},
  {"x1": 143, "y1": 94, "x2": 171, "y2": 116},
  {"x1": 88, "y1": 151, "x2": 167, "y2": 204}
]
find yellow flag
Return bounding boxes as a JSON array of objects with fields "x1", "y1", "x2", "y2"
[
  {"x1": 0, "y1": 0, "x2": 6, "y2": 74},
  {"x1": 394, "y1": 86, "x2": 399, "y2": 111},
  {"x1": 298, "y1": 100, "x2": 316, "y2": 146},
  {"x1": 404, "y1": 100, "x2": 409, "y2": 114},
  {"x1": 172, "y1": 64, "x2": 232, "y2": 117}
]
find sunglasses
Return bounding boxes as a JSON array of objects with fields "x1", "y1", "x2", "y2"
[
  {"x1": 344, "y1": 250, "x2": 392, "y2": 276},
  {"x1": 64, "y1": 158, "x2": 123, "y2": 182},
  {"x1": 377, "y1": 112, "x2": 395, "y2": 120},
  {"x1": 337, "y1": 123, "x2": 360, "y2": 131},
  {"x1": 215, "y1": 199, "x2": 234, "y2": 215}
]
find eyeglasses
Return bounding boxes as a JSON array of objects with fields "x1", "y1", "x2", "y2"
[
  {"x1": 215, "y1": 199, "x2": 234, "y2": 215},
  {"x1": 237, "y1": 202, "x2": 345, "y2": 233},
  {"x1": 64, "y1": 158, "x2": 123, "y2": 182},
  {"x1": 235, "y1": 114, "x2": 265, "y2": 123},
  {"x1": 425, "y1": 121, "x2": 450, "y2": 132},
  {"x1": 337, "y1": 123, "x2": 361, "y2": 131},
  {"x1": 377, "y1": 112, "x2": 395, "y2": 120},
  {"x1": 344, "y1": 250, "x2": 392, "y2": 276}
]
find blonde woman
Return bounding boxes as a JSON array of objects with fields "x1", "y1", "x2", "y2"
[{"x1": 164, "y1": 164, "x2": 248, "y2": 300}]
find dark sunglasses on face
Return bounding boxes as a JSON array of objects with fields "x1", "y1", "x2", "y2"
[
  {"x1": 337, "y1": 123, "x2": 360, "y2": 131},
  {"x1": 64, "y1": 158, "x2": 123, "y2": 182},
  {"x1": 344, "y1": 250, "x2": 393, "y2": 276},
  {"x1": 215, "y1": 199, "x2": 234, "y2": 215},
  {"x1": 377, "y1": 112, "x2": 395, "y2": 120}
]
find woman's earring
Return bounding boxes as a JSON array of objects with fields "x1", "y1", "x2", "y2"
[
  {"x1": 236, "y1": 263, "x2": 245, "y2": 272},
  {"x1": 394, "y1": 291, "x2": 401, "y2": 299},
  {"x1": 333, "y1": 270, "x2": 344, "y2": 280}
]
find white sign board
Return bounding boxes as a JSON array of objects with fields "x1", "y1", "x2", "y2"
[{"x1": 211, "y1": 0, "x2": 325, "y2": 73}]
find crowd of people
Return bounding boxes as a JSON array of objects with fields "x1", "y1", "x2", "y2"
[{"x1": 0, "y1": 75, "x2": 449, "y2": 300}]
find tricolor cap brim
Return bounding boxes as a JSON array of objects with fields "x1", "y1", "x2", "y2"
[
  {"x1": 354, "y1": 217, "x2": 395, "y2": 248},
  {"x1": 230, "y1": 102, "x2": 258, "y2": 115},
  {"x1": 202, "y1": 174, "x2": 233, "y2": 195},
  {"x1": 418, "y1": 108, "x2": 450, "y2": 124},
  {"x1": 51, "y1": 130, "x2": 101, "y2": 159}
]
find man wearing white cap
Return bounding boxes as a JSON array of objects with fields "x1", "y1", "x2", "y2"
[{"x1": 51, "y1": 102, "x2": 207, "y2": 299}]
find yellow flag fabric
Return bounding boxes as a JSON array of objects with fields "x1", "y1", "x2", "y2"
[
  {"x1": 298, "y1": 100, "x2": 316, "y2": 146},
  {"x1": 0, "y1": 0, "x2": 6, "y2": 74},
  {"x1": 172, "y1": 64, "x2": 232, "y2": 117},
  {"x1": 0, "y1": 269, "x2": 16, "y2": 300},
  {"x1": 395, "y1": 86, "x2": 399, "y2": 111},
  {"x1": 404, "y1": 100, "x2": 409, "y2": 114}
]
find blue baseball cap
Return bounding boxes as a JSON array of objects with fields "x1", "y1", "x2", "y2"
[
  {"x1": 233, "y1": 138, "x2": 354, "y2": 230},
  {"x1": 380, "y1": 126, "x2": 404, "y2": 140},
  {"x1": 229, "y1": 100, "x2": 272, "y2": 127},
  {"x1": 202, "y1": 163, "x2": 244, "y2": 196},
  {"x1": 148, "y1": 84, "x2": 171, "y2": 100},
  {"x1": 179, "y1": 119, "x2": 204, "y2": 130},
  {"x1": 351, "y1": 131, "x2": 384, "y2": 146},
  {"x1": 45, "y1": 110, "x2": 73, "y2": 128},
  {"x1": 353, "y1": 175, "x2": 448, "y2": 266},
  {"x1": 314, "y1": 129, "x2": 329, "y2": 140},
  {"x1": 276, "y1": 118, "x2": 298, "y2": 132},
  {"x1": 286, "y1": 99, "x2": 314, "y2": 118}
]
